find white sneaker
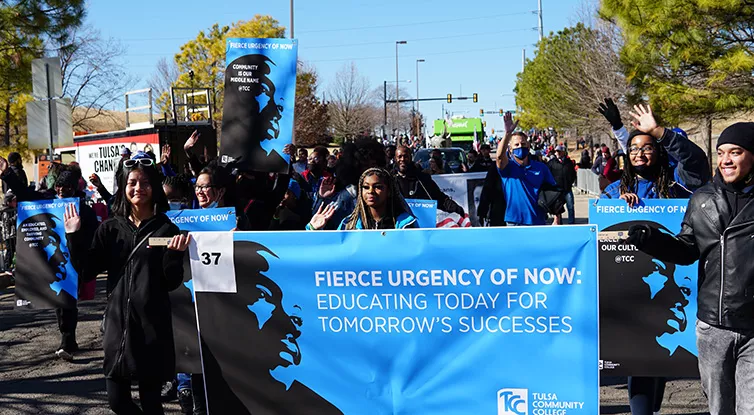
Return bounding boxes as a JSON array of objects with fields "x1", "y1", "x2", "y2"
[{"x1": 55, "y1": 348, "x2": 73, "y2": 362}]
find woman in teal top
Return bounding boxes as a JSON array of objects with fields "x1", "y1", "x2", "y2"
[{"x1": 307, "y1": 168, "x2": 418, "y2": 230}]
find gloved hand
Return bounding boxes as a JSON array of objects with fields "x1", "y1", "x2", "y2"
[
  {"x1": 622, "y1": 224, "x2": 652, "y2": 248},
  {"x1": 598, "y1": 98, "x2": 623, "y2": 131}
]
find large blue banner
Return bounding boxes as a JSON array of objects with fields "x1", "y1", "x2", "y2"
[
  {"x1": 15, "y1": 198, "x2": 79, "y2": 309},
  {"x1": 220, "y1": 38, "x2": 298, "y2": 174},
  {"x1": 590, "y1": 199, "x2": 699, "y2": 376},
  {"x1": 168, "y1": 207, "x2": 236, "y2": 374},
  {"x1": 191, "y1": 227, "x2": 599, "y2": 414}
]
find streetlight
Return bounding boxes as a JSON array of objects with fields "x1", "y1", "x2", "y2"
[
  {"x1": 415, "y1": 59, "x2": 425, "y2": 137},
  {"x1": 395, "y1": 40, "x2": 407, "y2": 137}
]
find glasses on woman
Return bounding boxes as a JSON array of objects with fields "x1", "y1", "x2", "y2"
[
  {"x1": 629, "y1": 145, "x2": 655, "y2": 155},
  {"x1": 123, "y1": 158, "x2": 155, "y2": 168},
  {"x1": 195, "y1": 184, "x2": 216, "y2": 193}
]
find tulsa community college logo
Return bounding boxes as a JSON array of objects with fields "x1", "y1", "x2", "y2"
[{"x1": 498, "y1": 388, "x2": 528, "y2": 415}]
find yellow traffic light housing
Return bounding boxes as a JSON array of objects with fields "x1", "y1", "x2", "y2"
[
  {"x1": 447, "y1": 94, "x2": 452, "y2": 103},
  {"x1": 472, "y1": 93, "x2": 478, "y2": 103},
  {"x1": 479, "y1": 109, "x2": 484, "y2": 117}
]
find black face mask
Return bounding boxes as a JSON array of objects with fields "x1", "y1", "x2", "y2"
[{"x1": 633, "y1": 163, "x2": 659, "y2": 179}]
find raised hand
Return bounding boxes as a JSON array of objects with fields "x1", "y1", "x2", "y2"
[
  {"x1": 503, "y1": 111, "x2": 519, "y2": 135},
  {"x1": 597, "y1": 98, "x2": 623, "y2": 130},
  {"x1": 282, "y1": 144, "x2": 294, "y2": 156},
  {"x1": 64, "y1": 203, "x2": 81, "y2": 234},
  {"x1": 89, "y1": 173, "x2": 102, "y2": 188},
  {"x1": 318, "y1": 176, "x2": 336, "y2": 199},
  {"x1": 622, "y1": 224, "x2": 652, "y2": 248},
  {"x1": 629, "y1": 104, "x2": 663, "y2": 138},
  {"x1": 308, "y1": 202, "x2": 337, "y2": 230},
  {"x1": 167, "y1": 234, "x2": 190, "y2": 252},
  {"x1": 184, "y1": 130, "x2": 200, "y2": 152}
]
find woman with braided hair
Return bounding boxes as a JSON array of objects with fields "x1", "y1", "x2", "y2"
[
  {"x1": 598, "y1": 103, "x2": 710, "y2": 415},
  {"x1": 307, "y1": 167, "x2": 418, "y2": 230}
]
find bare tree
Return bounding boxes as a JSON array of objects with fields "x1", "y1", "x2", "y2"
[
  {"x1": 58, "y1": 26, "x2": 136, "y2": 131},
  {"x1": 328, "y1": 63, "x2": 379, "y2": 140},
  {"x1": 375, "y1": 85, "x2": 414, "y2": 138},
  {"x1": 149, "y1": 57, "x2": 180, "y2": 117}
]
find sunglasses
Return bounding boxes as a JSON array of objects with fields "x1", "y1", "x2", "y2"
[{"x1": 124, "y1": 158, "x2": 155, "y2": 168}]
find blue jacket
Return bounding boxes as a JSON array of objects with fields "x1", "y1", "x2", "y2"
[
  {"x1": 601, "y1": 128, "x2": 708, "y2": 200},
  {"x1": 337, "y1": 211, "x2": 418, "y2": 230}
]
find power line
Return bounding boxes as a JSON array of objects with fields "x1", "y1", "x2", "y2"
[
  {"x1": 304, "y1": 27, "x2": 534, "y2": 49},
  {"x1": 124, "y1": 27, "x2": 535, "y2": 57},
  {"x1": 305, "y1": 44, "x2": 530, "y2": 63},
  {"x1": 298, "y1": 11, "x2": 533, "y2": 34}
]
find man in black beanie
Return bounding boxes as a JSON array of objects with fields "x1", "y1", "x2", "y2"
[{"x1": 625, "y1": 122, "x2": 754, "y2": 414}]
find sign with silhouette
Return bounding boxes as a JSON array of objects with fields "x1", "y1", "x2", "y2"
[
  {"x1": 590, "y1": 198, "x2": 699, "y2": 376},
  {"x1": 191, "y1": 227, "x2": 599, "y2": 414},
  {"x1": 15, "y1": 198, "x2": 79, "y2": 309},
  {"x1": 220, "y1": 38, "x2": 298, "y2": 174}
]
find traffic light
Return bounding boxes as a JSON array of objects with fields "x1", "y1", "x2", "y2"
[
  {"x1": 446, "y1": 94, "x2": 452, "y2": 103},
  {"x1": 483, "y1": 121, "x2": 487, "y2": 127},
  {"x1": 492, "y1": 128, "x2": 495, "y2": 134},
  {"x1": 472, "y1": 93, "x2": 478, "y2": 103},
  {"x1": 480, "y1": 109, "x2": 484, "y2": 117},
  {"x1": 499, "y1": 109, "x2": 504, "y2": 116}
]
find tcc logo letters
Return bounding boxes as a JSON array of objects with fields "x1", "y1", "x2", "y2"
[{"x1": 498, "y1": 388, "x2": 528, "y2": 415}]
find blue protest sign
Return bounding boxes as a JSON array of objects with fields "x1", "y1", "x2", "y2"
[
  {"x1": 590, "y1": 198, "x2": 698, "y2": 376},
  {"x1": 166, "y1": 207, "x2": 236, "y2": 232},
  {"x1": 15, "y1": 198, "x2": 79, "y2": 308},
  {"x1": 405, "y1": 199, "x2": 438, "y2": 228},
  {"x1": 192, "y1": 226, "x2": 599, "y2": 414},
  {"x1": 220, "y1": 38, "x2": 298, "y2": 173}
]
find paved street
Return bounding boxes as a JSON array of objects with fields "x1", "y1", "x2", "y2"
[{"x1": 0, "y1": 193, "x2": 709, "y2": 414}]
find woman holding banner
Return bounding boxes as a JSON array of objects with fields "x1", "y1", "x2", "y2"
[
  {"x1": 65, "y1": 152, "x2": 190, "y2": 415},
  {"x1": 598, "y1": 103, "x2": 709, "y2": 415},
  {"x1": 308, "y1": 168, "x2": 418, "y2": 230}
]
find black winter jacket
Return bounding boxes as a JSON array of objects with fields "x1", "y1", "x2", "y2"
[
  {"x1": 639, "y1": 175, "x2": 754, "y2": 330},
  {"x1": 477, "y1": 165, "x2": 507, "y2": 226},
  {"x1": 69, "y1": 214, "x2": 184, "y2": 380},
  {"x1": 393, "y1": 165, "x2": 465, "y2": 215},
  {"x1": 547, "y1": 156, "x2": 576, "y2": 193}
]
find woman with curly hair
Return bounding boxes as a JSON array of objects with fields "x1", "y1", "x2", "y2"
[{"x1": 307, "y1": 167, "x2": 418, "y2": 230}]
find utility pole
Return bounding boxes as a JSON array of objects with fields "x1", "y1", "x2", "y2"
[
  {"x1": 290, "y1": 0, "x2": 294, "y2": 38},
  {"x1": 522, "y1": 49, "x2": 526, "y2": 72},
  {"x1": 395, "y1": 41, "x2": 407, "y2": 138},
  {"x1": 538, "y1": 0, "x2": 543, "y2": 41},
  {"x1": 416, "y1": 59, "x2": 425, "y2": 137}
]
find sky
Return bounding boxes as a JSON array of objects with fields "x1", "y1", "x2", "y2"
[{"x1": 87, "y1": 0, "x2": 586, "y2": 135}]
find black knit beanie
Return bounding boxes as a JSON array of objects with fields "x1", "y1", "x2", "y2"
[
  {"x1": 717, "y1": 122, "x2": 754, "y2": 154},
  {"x1": 54, "y1": 169, "x2": 80, "y2": 189}
]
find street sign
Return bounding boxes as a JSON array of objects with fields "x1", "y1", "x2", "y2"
[
  {"x1": 26, "y1": 98, "x2": 73, "y2": 150},
  {"x1": 31, "y1": 57, "x2": 62, "y2": 99}
]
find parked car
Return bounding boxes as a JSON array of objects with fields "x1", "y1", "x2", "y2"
[{"x1": 413, "y1": 148, "x2": 468, "y2": 174}]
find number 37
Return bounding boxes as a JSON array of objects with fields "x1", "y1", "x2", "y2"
[{"x1": 201, "y1": 252, "x2": 221, "y2": 265}]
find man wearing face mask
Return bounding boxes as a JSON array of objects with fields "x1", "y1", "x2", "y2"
[
  {"x1": 495, "y1": 112, "x2": 557, "y2": 226},
  {"x1": 0, "y1": 162, "x2": 98, "y2": 361}
]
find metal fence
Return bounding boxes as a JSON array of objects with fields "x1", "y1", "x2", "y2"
[{"x1": 575, "y1": 169, "x2": 601, "y2": 196}]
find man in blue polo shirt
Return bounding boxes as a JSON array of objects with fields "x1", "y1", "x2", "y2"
[{"x1": 496, "y1": 112, "x2": 556, "y2": 226}]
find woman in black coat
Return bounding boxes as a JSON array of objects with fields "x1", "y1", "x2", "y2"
[{"x1": 66, "y1": 154, "x2": 189, "y2": 414}]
